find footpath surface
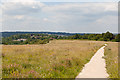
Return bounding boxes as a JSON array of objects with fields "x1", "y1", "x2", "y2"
[{"x1": 76, "y1": 45, "x2": 109, "y2": 78}]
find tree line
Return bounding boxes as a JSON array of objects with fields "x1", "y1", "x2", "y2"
[
  {"x1": 2, "y1": 31, "x2": 120, "y2": 45},
  {"x1": 68, "y1": 31, "x2": 120, "y2": 42}
]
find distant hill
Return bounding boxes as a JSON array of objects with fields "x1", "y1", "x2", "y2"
[{"x1": 1, "y1": 31, "x2": 85, "y2": 37}]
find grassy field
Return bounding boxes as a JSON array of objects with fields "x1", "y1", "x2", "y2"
[
  {"x1": 2, "y1": 40, "x2": 105, "y2": 78},
  {"x1": 104, "y1": 42, "x2": 118, "y2": 78}
]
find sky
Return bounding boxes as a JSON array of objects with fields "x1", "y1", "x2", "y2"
[{"x1": 0, "y1": 0, "x2": 119, "y2": 33}]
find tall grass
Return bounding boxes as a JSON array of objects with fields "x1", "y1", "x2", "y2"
[
  {"x1": 2, "y1": 40, "x2": 104, "y2": 78},
  {"x1": 104, "y1": 42, "x2": 118, "y2": 78}
]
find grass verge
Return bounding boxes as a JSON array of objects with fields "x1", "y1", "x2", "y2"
[{"x1": 104, "y1": 42, "x2": 118, "y2": 78}]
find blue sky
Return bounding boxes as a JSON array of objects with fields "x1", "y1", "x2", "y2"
[{"x1": 0, "y1": 0, "x2": 118, "y2": 33}]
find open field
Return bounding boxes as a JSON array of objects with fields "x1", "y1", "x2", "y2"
[
  {"x1": 2, "y1": 40, "x2": 105, "y2": 78},
  {"x1": 104, "y1": 42, "x2": 118, "y2": 78}
]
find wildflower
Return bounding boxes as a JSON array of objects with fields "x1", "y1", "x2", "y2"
[{"x1": 10, "y1": 64, "x2": 13, "y2": 67}]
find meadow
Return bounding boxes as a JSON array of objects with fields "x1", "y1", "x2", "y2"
[
  {"x1": 2, "y1": 40, "x2": 105, "y2": 78},
  {"x1": 104, "y1": 42, "x2": 118, "y2": 78}
]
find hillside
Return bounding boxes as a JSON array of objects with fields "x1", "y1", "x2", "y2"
[{"x1": 2, "y1": 32, "x2": 85, "y2": 37}]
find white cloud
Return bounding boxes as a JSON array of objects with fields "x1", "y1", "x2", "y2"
[
  {"x1": 96, "y1": 15, "x2": 117, "y2": 26},
  {"x1": 1, "y1": 0, "x2": 119, "y2": 2},
  {"x1": 2, "y1": 1, "x2": 45, "y2": 15},
  {"x1": 2, "y1": 0, "x2": 36, "y2": 2},
  {"x1": 14, "y1": 15, "x2": 24, "y2": 20},
  {"x1": 2, "y1": 2, "x2": 118, "y2": 33},
  {"x1": 43, "y1": 3, "x2": 117, "y2": 15},
  {"x1": 43, "y1": 18, "x2": 48, "y2": 21}
]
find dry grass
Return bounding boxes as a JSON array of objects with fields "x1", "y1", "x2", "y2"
[
  {"x1": 104, "y1": 42, "x2": 118, "y2": 78},
  {"x1": 2, "y1": 40, "x2": 105, "y2": 78}
]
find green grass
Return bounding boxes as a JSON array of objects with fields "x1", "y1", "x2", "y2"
[{"x1": 2, "y1": 40, "x2": 105, "y2": 78}]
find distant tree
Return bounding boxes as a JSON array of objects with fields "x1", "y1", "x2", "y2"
[
  {"x1": 95, "y1": 34, "x2": 102, "y2": 41},
  {"x1": 103, "y1": 31, "x2": 114, "y2": 41},
  {"x1": 82, "y1": 34, "x2": 88, "y2": 39},
  {"x1": 24, "y1": 41, "x2": 29, "y2": 44},
  {"x1": 72, "y1": 34, "x2": 80, "y2": 39},
  {"x1": 98, "y1": 38, "x2": 104, "y2": 41},
  {"x1": 88, "y1": 34, "x2": 95, "y2": 40},
  {"x1": 115, "y1": 34, "x2": 120, "y2": 42}
]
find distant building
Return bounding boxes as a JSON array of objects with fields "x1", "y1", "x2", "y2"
[
  {"x1": 50, "y1": 37, "x2": 55, "y2": 40},
  {"x1": 13, "y1": 39, "x2": 27, "y2": 41}
]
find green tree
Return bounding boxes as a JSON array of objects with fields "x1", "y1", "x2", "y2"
[
  {"x1": 72, "y1": 34, "x2": 80, "y2": 39},
  {"x1": 115, "y1": 34, "x2": 120, "y2": 42},
  {"x1": 103, "y1": 31, "x2": 114, "y2": 41}
]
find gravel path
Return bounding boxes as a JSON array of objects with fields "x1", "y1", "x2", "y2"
[{"x1": 76, "y1": 44, "x2": 109, "y2": 78}]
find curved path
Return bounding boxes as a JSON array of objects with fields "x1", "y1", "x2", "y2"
[{"x1": 76, "y1": 44, "x2": 109, "y2": 78}]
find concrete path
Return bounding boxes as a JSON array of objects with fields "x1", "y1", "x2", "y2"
[{"x1": 76, "y1": 44, "x2": 109, "y2": 78}]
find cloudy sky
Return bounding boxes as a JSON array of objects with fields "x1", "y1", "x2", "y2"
[{"x1": 0, "y1": 0, "x2": 119, "y2": 33}]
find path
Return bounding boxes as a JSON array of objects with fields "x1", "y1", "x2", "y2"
[{"x1": 76, "y1": 44, "x2": 109, "y2": 78}]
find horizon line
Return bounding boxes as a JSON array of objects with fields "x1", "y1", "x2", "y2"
[{"x1": 0, "y1": 31, "x2": 118, "y2": 34}]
